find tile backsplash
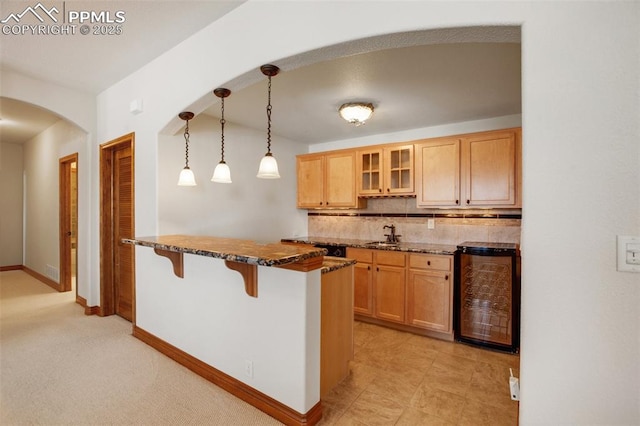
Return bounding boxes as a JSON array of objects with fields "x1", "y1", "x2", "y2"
[{"x1": 306, "y1": 198, "x2": 521, "y2": 246}]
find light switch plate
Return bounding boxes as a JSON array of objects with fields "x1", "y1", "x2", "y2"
[
  {"x1": 617, "y1": 235, "x2": 640, "y2": 273},
  {"x1": 427, "y1": 218, "x2": 435, "y2": 229}
]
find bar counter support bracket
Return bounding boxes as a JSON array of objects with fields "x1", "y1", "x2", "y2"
[
  {"x1": 224, "y1": 261, "x2": 258, "y2": 298},
  {"x1": 154, "y1": 248, "x2": 184, "y2": 278},
  {"x1": 151, "y1": 248, "x2": 258, "y2": 298}
]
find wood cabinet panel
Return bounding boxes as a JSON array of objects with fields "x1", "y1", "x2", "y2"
[
  {"x1": 353, "y1": 261, "x2": 373, "y2": 316},
  {"x1": 416, "y1": 128, "x2": 520, "y2": 208},
  {"x1": 374, "y1": 264, "x2": 406, "y2": 323},
  {"x1": 297, "y1": 155, "x2": 324, "y2": 208},
  {"x1": 407, "y1": 269, "x2": 452, "y2": 332},
  {"x1": 463, "y1": 131, "x2": 516, "y2": 206},
  {"x1": 415, "y1": 138, "x2": 461, "y2": 207},
  {"x1": 357, "y1": 145, "x2": 414, "y2": 196},
  {"x1": 409, "y1": 253, "x2": 451, "y2": 271},
  {"x1": 297, "y1": 151, "x2": 364, "y2": 209}
]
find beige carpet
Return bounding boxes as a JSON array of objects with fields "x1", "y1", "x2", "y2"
[{"x1": 0, "y1": 270, "x2": 282, "y2": 425}]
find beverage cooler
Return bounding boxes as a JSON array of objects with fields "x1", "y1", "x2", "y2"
[{"x1": 454, "y1": 242, "x2": 521, "y2": 353}]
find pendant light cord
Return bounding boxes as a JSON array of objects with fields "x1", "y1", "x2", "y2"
[
  {"x1": 184, "y1": 119, "x2": 190, "y2": 168},
  {"x1": 266, "y1": 75, "x2": 272, "y2": 154},
  {"x1": 220, "y1": 97, "x2": 226, "y2": 162}
]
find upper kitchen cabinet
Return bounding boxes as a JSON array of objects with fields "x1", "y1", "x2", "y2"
[
  {"x1": 415, "y1": 128, "x2": 521, "y2": 208},
  {"x1": 297, "y1": 151, "x2": 366, "y2": 209},
  {"x1": 357, "y1": 144, "x2": 414, "y2": 196}
]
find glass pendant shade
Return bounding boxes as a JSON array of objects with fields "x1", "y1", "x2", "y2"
[
  {"x1": 178, "y1": 167, "x2": 196, "y2": 186},
  {"x1": 211, "y1": 161, "x2": 232, "y2": 183},
  {"x1": 339, "y1": 102, "x2": 374, "y2": 126},
  {"x1": 257, "y1": 153, "x2": 280, "y2": 179}
]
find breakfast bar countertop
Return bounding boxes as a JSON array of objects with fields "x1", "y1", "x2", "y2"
[
  {"x1": 123, "y1": 234, "x2": 327, "y2": 267},
  {"x1": 281, "y1": 236, "x2": 458, "y2": 256}
]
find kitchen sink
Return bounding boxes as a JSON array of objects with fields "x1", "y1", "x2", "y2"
[{"x1": 365, "y1": 241, "x2": 399, "y2": 247}]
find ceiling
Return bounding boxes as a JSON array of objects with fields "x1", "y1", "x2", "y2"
[{"x1": 0, "y1": 1, "x2": 521, "y2": 146}]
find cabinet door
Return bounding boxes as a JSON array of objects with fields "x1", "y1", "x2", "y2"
[
  {"x1": 462, "y1": 131, "x2": 516, "y2": 206},
  {"x1": 353, "y1": 262, "x2": 373, "y2": 316},
  {"x1": 297, "y1": 155, "x2": 325, "y2": 208},
  {"x1": 407, "y1": 269, "x2": 452, "y2": 333},
  {"x1": 357, "y1": 149, "x2": 383, "y2": 195},
  {"x1": 325, "y1": 152, "x2": 357, "y2": 207},
  {"x1": 384, "y1": 145, "x2": 414, "y2": 195},
  {"x1": 374, "y1": 265, "x2": 406, "y2": 323},
  {"x1": 415, "y1": 138, "x2": 461, "y2": 207}
]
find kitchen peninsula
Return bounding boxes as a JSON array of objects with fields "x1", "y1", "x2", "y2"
[{"x1": 123, "y1": 235, "x2": 354, "y2": 426}]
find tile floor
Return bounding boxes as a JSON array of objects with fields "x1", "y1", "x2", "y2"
[{"x1": 319, "y1": 321, "x2": 519, "y2": 425}]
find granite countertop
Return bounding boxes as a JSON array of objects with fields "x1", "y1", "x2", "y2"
[
  {"x1": 321, "y1": 256, "x2": 356, "y2": 274},
  {"x1": 123, "y1": 235, "x2": 327, "y2": 267},
  {"x1": 281, "y1": 236, "x2": 457, "y2": 256}
]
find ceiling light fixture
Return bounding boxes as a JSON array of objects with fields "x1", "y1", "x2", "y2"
[
  {"x1": 257, "y1": 64, "x2": 281, "y2": 179},
  {"x1": 211, "y1": 88, "x2": 232, "y2": 184},
  {"x1": 177, "y1": 111, "x2": 197, "y2": 186},
  {"x1": 339, "y1": 102, "x2": 374, "y2": 126}
]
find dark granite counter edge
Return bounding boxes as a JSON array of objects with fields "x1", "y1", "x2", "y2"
[
  {"x1": 321, "y1": 257, "x2": 356, "y2": 274},
  {"x1": 123, "y1": 238, "x2": 327, "y2": 267},
  {"x1": 282, "y1": 237, "x2": 457, "y2": 256}
]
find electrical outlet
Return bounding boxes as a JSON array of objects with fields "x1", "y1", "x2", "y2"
[
  {"x1": 509, "y1": 368, "x2": 520, "y2": 401},
  {"x1": 244, "y1": 360, "x2": 253, "y2": 378},
  {"x1": 427, "y1": 218, "x2": 435, "y2": 229}
]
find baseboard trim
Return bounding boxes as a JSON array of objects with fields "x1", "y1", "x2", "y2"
[
  {"x1": 22, "y1": 266, "x2": 61, "y2": 292},
  {"x1": 133, "y1": 326, "x2": 322, "y2": 426},
  {"x1": 0, "y1": 265, "x2": 23, "y2": 272},
  {"x1": 75, "y1": 295, "x2": 102, "y2": 316}
]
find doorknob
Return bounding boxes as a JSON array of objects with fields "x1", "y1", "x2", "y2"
[{"x1": 66, "y1": 231, "x2": 72, "y2": 236}]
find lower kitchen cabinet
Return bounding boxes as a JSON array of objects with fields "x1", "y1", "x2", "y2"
[
  {"x1": 348, "y1": 247, "x2": 454, "y2": 340},
  {"x1": 347, "y1": 248, "x2": 406, "y2": 323},
  {"x1": 373, "y1": 251, "x2": 406, "y2": 323},
  {"x1": 407, "y1": 253, "x2": 453, "y2": 334},
  {"x1": 352, "y1": 255, "x2": 374, "y2": 316}
]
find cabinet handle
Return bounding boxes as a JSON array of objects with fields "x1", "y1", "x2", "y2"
[
  {"x1": 455, "y1": 199, "x2": 459, "y2": 205},
  {"x1": 378, "y1": 188, "x2": 382, "y2": 193},
  {"x1": 376, "y1": 267, "x2": 379, "y2": 272},
  {"x1": 367, "y1": 266, "x2": 371, "y2": 271},
  {"x1": 326, "y1": 201, "x2": 329, "y2": 205},
  {"x1": 445, "y1": 274, "x2": 449, "y2": 280},
  {"x1": 427, "y1": 260, "x2": 431, "y2": 266},
  {"x1": 319, "y1": 201, "x2": 323, "y2": 205},
  {"x1": 466, "y1": 199, "x2": 470, "y2": 205},
  {"x1": 386, "y1": 188, "x2": 390, "y2": 192}
]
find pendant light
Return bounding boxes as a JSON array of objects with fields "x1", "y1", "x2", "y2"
[
  {"x1": 177, "y1": 111, "x2": 196, "y2": 186},
  {"x1": 211, "y1": 88, "x2": 232, "y2": 183},
  {"x1": 257, "y1": 64, "x2": 281, "y2": 179}
]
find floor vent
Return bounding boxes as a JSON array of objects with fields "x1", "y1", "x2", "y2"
[{"x1": 45, "y1": 264, "x2": 59, "y2": 282}]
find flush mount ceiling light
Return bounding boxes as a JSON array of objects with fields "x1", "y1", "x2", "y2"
[
  {"x1": 339, "y1": 102, "x2": 374, "y2": 126},
  {"x1": 211, "y1": 88, "x2": 232, "y2": 184},
  {"x1": 257, "y1": 64, "x2": 281, "y2": 179},
  {"x1": 177, "y1": 111, "x2": 197, "y2": 186}
]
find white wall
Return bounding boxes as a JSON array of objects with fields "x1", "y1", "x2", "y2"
[
  {"x1": 157, "y1": 115, "x2": 307, "y2": 240},
  {"x1": 23, "y1": 120, "x2": 86, "y2": 280},
  {"x1": 0, "y1": 142, "x2": 24, "y2": 266}
]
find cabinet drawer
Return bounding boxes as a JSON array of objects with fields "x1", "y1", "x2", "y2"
[
  {"x1": 375, "y1": 250, "x2": 406, "y2": 267},
  {"x1": 347, "y1": 248, "x2": 373, "y2": 264},
  {"x1": 409, "y1": 254, "x2": 452, "y2": 271}
]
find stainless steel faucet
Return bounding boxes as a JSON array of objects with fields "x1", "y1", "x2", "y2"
[{"x1": 383, "y1": 224, "x2": 401, "y2": 243}]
